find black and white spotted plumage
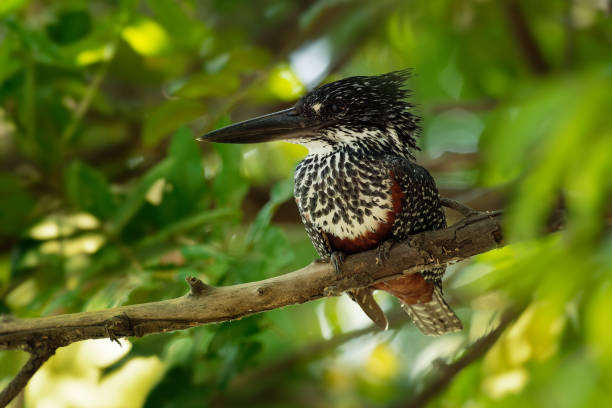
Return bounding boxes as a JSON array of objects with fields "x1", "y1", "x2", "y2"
[
  {"x1": 295, "y1": 155, "x2": 444, "y2": 256},
  {"x1": 291, "y1": 71, "x2": 462, "y2": 335}
]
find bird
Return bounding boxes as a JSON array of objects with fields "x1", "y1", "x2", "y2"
[{"x1": 199, "y1": 70, "x2": 462, "y2": 335}]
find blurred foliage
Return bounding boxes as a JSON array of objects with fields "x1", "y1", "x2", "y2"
[{"x1": 1, "y1": 0, "x2": 611, "y2": 407}]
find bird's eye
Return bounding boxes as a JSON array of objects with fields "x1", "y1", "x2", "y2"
[{"x1": 329, "y1": 100, "x2": 346, "y2": 115}]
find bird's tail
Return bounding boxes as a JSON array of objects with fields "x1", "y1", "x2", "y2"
[
  {"x1": 347, "y1": 288, "x2": 389, "y2": 330},
  {"x1": 401, "y1": 285, "x2": 462, "y2": 336}
]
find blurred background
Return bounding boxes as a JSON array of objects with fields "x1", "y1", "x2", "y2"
[{"x1": 1, "y1": 0, "x2": 611, "y2": 407}]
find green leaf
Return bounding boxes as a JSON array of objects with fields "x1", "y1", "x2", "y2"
[
  {"x1": 146, "y1": 0, "x2": 208, "y2": 47},
  {"x1": 65, "y1": 161, "x2": 116, "y2": 220},
  {"x1": 4, "y1": 17, "x2": 70, "y2": 67},
  {"x1": 143, "y1": 100, "x2": 208, "y2": 147},
  {"x1": 506, "y1": 74, "x2": 612, "y2": 241},
  {"x1": 173, "y1": 72, "x2": 240, "y2": 99},
  {"x1": 0, "y1": 173, "x2": 34, "y2": 237},
  {"x1": 480, "y1": 69, "x2": 612, "y2": 242},
  {"x1": 181, "y1": 244, "x2": 233, "y2": 262},
  {"x1": 206, "y1": 317, "x2": 264, "y2": 387},
  {"x1": 207, "y1": 316, "x2": 262, "y2": 355},
  {"x1": 168, "y1": 126, "x2": 204, "y2": 202},
  {"x1": 585, "y1": 276, "x2": 612, "y2": 367},
  {"x1": 0, "y1": 0, "x2": 29, "y2": 17},
  {"x1": 212, "y1": 144, "x2": 249, "y2": 209},
  {"x1": 83, "y1": 277, "x2": 136, "y2": 311},
  {"x1": 142, "y1": 126, "x2": 210, "y2": 229},
  {"x1": 0, "y1": 30, "x2": 22, "y2": 86},
  {"x1": 245, "y1": 178, "x2": 293, "y2": 246},
  {"x1": 0, "y1": 351, "x2": 29, "y2": 385},
  {"x1": 110, "y1": 158, "x2": 175, "y2": 235},
  {"x1": 256, "y1": 226, "x2": 294, "y2": 272},
  {"x1": 162, "y1": 336, "x2": 194, "y2": 368},
  {"x1": 138, "y1": 208, "x2": 238, "y2": 247},
  {"x1": 46, "y1": 10, "x2": 92, "y2": 45},
  {"x1": 565, "y1": 133, "x2": 612, "y2": 245},
  {"x1": 217, "y1": 340, "x2": 262, "y2": 388},
  {"x1": 208, "y1": 113, "x2": 248, "y2": 210}
]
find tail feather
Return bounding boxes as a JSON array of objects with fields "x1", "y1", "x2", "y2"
[
  {"x1": 402, "y1": 286, "x2": 462, "y2": 336},
  {"x1": 348, "y1": 288, "x2": 389, "y2": 330}
]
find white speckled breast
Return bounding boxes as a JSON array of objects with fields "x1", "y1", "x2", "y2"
[{"x1": 294, "y1": 150, "x2": 394, "y2": 240}]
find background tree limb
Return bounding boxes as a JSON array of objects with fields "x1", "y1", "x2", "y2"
[
  {"x1": 401, "y1": 309, "x2": 520, "y2": 408},
  {"x1": 0, "y1": 347, "x2": 55, "y2": 407}
]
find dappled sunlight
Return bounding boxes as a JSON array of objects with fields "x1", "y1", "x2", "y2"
[
  {"x1": 76, "y1": 44, "x2": 114, "y2": 66},
  {"x1": 30, "y1": 213, "x2": 100, "y2": 240},
  {"x1": 467, "y1": 292, "x2": 509, "y2": 341},
  {"x1": 482, "y1": 368, "x2": 529, "y2": 399},
  {"x1": 482, "y1": 302, "x2": 567, "y2": 398},
  {"x1": 26, "y1": 339, "x2": 164, "y2": 408},
  {"x1": 79, "y1": 338, "x2": 132, "y2": 368},
  {"x1": 121, "y1": 18, "x2": 170, "y2": 57},
  {"x1": 336, "y1": 294, "x2": 376, "y2": 332},
  {"x1": 365, "y1": 343, "x2": 399, "y2": 381},
  {"x1": 316, "y1": 302, "x2": 333, "y2": 340},
  {"x1": 40, "y1": 233, "x2": 106, "y2": 257},
  {"x1": 268, "y1": 64, "x2": 305, "y2": 101},
  {"x1": 30, "y1": 220, "x2": 75, "y2": 241},
  {"x1": 290, "y1": 38, "x2": 332, "y2": 88},
  {"x1": 409, "y1": 333, "x2": 465, "y2": 379},
  {"x1": 145, "y1": 178, "x2": 167, "y2": 206},
  {"x1": 5, "y1": 278, "x2": 37, "y2": 309},
  {"x1": 240, "y1": 142, "x2": 307, "y2": 182}
]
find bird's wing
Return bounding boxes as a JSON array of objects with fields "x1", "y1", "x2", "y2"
[
  {"x1": 384, "y1": 156, "x2": 447, "y2": 240},
  {"x1": 382, "y1": 156, "x2": 462, "y2": 335},
  {"x1": 300, "y1": 215, "x2": 333, "y2": 259}
]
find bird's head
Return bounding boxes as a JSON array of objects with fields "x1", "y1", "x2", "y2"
[{"x1": 199, "y1": 70, "x2": 421, "y2": 158}]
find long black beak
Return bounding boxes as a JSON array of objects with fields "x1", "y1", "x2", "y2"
[{"x1": 198, "y1": 108, "x2": 321, "y2": 144}]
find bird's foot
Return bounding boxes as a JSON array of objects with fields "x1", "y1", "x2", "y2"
[
  {"x1": 330, "y1": 251, "x2": 346, "y2": 276},
  {"x1": 375, "y1": 239, "x2": 394, "y2": 266}
]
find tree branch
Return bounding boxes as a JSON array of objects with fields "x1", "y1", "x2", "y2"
[
  {"x1": 0, "y1": 203, "x2": 503, "y2": 406},
  {"x1": 0, "y1": 209, "x2": 503, "y2": 353},
  {"x1": 0, "y1": 347, "x2": 55, "y2": 407},
  {"x1": 502, "y1": 0, "x2": 550, "y2": 76},
  {"x1": 440, "y1": 197, "x2": 483, "y2": 218},
  {"x1": 401, "y1": 309, "x2": 519, "y2": 408}
]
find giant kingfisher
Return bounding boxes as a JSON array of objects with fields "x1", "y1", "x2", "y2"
[{"x1": 200, "y1": 70, "x2": 462, "y2": 335}]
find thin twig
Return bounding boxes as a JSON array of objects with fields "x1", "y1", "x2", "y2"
[
  {"x1": 441, "y1": 197, "x2": 483, "y2": 218},
  {"x1": 0, "y1": 348, "x2": 55, "y2": 408},
  {"x1": 402, "y1": 310, "x2": 520, "y2": 408},
  {"x1": 59, "y1": 7, "x2": 130, "y2": 145},
  {"x1": 502, "y1": 0, "x2": 550, "y2": 75},
  {"x1": 60, "y1": 62, "x2": 110, "y2": 144}
]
